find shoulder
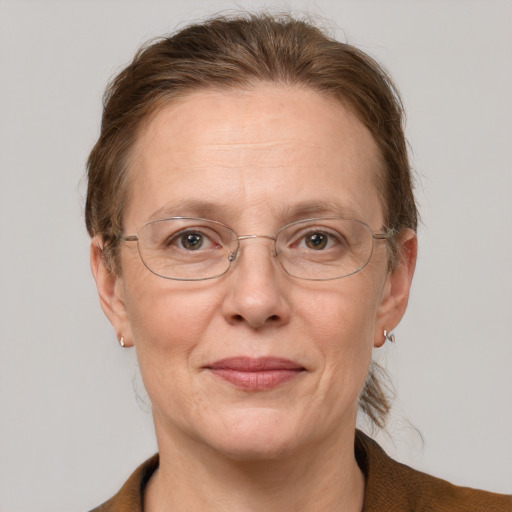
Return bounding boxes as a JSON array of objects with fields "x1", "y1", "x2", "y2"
[
  {"x1": 355, "y1": 430, "x2": 512, "y2": 512},
  {"x1": 88, "y1": 454, "x2": 159, "y2": 512}
]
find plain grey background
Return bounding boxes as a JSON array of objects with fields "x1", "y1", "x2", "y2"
[{"x1": 0, "y1": 0, "x2": 511, "y2": 510}]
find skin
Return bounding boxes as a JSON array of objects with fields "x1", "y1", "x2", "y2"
[{"x1": 91, "y1": 84, "x2": 417, "y2": 511}]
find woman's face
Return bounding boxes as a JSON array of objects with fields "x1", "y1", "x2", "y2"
[{"x1": 93, "y1": 85, "x2": 415, "y2": 459}]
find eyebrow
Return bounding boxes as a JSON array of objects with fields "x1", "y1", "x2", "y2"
[
  {"x1": 278, "y1": 200, "x2": 360, "y2": 221},
  {"x1": 146, "y1": 199, "x2": 361, "y2": 224},
  {"x1": 146, "y1": 199, "x2": 239, "y2": 222}
]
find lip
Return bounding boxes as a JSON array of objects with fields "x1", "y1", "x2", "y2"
[{"x1": 204, "y1": 357, "x2": 306, "y2": 391}]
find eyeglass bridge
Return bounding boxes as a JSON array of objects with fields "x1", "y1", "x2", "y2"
[{"x1": 227, "y1": 234, "x2": 278, "y2": 263}]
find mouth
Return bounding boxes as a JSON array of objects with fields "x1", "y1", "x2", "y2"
[{"x1": 204, "y1": 357, "x2": 306, "y2": 391}]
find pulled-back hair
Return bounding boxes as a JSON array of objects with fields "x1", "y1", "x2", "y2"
[{"x1": 85, "y1": 13, "x2": 418, "y2": 428}]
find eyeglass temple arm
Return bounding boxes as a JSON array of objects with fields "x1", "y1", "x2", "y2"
[{"x1": 373, "y1": 228, "x2": 395, "y2": 240}]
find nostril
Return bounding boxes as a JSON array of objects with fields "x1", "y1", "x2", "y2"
[{"x1": 230, "y1": 312, "x2": 281, "y2": 326}]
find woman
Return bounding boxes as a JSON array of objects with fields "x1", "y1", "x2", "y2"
[{"x1": 86, "y1": 13, "x2": 511, "y2": 511}]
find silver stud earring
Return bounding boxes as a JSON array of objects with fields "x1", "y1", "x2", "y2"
[
  {"x1": 118, "y1": 335, "x2": 126, "y2": 347},
  {"x1": 383, "y1": 330, "x2": 395, "y2": 343}
]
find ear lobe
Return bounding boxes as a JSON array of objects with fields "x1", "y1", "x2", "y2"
[
  {"x1": 90, "y1": 238, "x2": 132, "y2": 346},
  {"x1": 374, "y1": 229, "x2": 417, "y2": 347}
]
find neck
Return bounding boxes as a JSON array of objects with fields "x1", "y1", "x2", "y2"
[{"x1": 144, "y1": 421, "x2": 365, "y2": 512}]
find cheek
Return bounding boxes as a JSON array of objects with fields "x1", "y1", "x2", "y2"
[
  {"x1": 298, "y1": 276, "x2": 380, "y2": 341},
  {"x1": 272, "y1": 278, "x2": 382, "y2": 435},
  {"x1": 123, "y1": 273, "x2": 222, "y2": 362},
  {"x1": 123, "y1": 278, "x2": 225, "y2": 419},
  {"x1": 296, "y1": 276, "x2": 381, "y2": 382}
]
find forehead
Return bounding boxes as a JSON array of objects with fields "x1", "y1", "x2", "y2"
[{"x1": 126, "y1": 84, "x2": 384, "y2": 228}]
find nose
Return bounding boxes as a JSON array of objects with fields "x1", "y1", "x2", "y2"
[{"x1": 221, "y1": 236, "x2": 291, "y2": 329}]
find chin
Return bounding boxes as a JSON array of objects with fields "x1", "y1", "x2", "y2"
[{"x1": 197, "y1": 407, "x2": 307, "y2": 461}]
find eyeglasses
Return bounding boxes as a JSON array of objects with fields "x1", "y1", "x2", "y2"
[{"x1": 121, "y1": 217, "x2": 394, "y2": 281}]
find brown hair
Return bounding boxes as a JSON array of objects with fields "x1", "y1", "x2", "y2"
[{"x1": 85, "y1": 12, "x2": 418, "y2": 428}]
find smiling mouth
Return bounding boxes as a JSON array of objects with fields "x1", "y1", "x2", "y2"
[{"x1": 205, "y1": 357, "x2": 306, "y2": 391}]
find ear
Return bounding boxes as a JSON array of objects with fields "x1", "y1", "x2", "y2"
[
  {"x1": 374, "y1": 229, "x2": 417, "y2": 348},
  {"x1": 90, "y1": 238, "x2": 133, "y2": 347}
]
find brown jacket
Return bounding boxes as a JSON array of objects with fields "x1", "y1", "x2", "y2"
[{"x1": 90, "y1": 431, "x2": 511, "y2": 511}]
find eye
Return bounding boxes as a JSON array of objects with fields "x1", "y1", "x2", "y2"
[
  {"x1": 168, "y1": 229, "x2": 222, "y2": 251},
  {"x1": 304, "y1": 232, "x2": 329, "y2": 250},
  {"x1": 143, "y1": 219, "x2": 234, "y2": 259},
  {"x1": 179, "y1": 231, "x2": 206, "y2": 250},
  {"x1": 297, "y1": 230, "x2": 340, "y2": 251},
  {"x1": 280, "y1": 223, "x2": 350, "y2": 255}
]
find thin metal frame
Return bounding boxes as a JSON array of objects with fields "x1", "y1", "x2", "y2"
[{"x1": 121, "y1": 217, "x2": 394, "y2": 281}]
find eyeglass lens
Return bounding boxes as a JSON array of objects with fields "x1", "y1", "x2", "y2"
[{"x1": 134, "y1": 217, "x2": 376, "y2": 281}]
